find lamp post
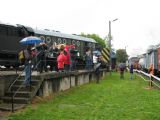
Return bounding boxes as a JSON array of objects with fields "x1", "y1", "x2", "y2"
[
  {"x1": 125, "y1": 45, "x2": 128, "y2": 52},
  {"x1": 108, "y1": 18, "x2": 118, "y2": 75}
]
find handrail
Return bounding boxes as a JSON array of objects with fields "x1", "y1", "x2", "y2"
[
  {"x1": 134, "y1": 69, "x2": 150, "y2": 77},
  {"x1": 8, "y1": 50, "x2": 43, "y2": 91},
  {"x1": 140, "y1": 71, "x2": 150, "y2": 78},
  {"x1": 10, "y1": 59, "x2": 42, "y2": 112},
  {"x1": 8, "y1": 69, "x2": 24, "y2": 92},
  {"x1": 9, "y1": 50, "x2": 44, "y2": 112},
  {"x1": 135, "y1": 69, "x2": 160, "y2": 88},
  {"x1": 8, "y1": 47, "x2": 92, "y2": 112},
  {"x1": 151, "y1": 74, "x2": 160, "y2": 82},
  {"x1": 11, "y1": 60, "x2": 41, "y2": 95}
]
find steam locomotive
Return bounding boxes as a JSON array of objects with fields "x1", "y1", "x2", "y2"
[{"x1": 0, "y1": 22, "x2": 97, "y2": 68}]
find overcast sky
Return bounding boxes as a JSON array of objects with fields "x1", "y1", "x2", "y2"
[{"x1": 0, "y1": 0, "x2": 160, "y2": 57}]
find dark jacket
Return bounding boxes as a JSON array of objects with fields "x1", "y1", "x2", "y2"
[{"x1": 130, "y1": 65, "x2": 133, "y2": 73}]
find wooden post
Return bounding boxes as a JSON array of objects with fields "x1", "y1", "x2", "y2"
[{"x1": 149, "y1": 75, "x2": 153, "y2": 87}]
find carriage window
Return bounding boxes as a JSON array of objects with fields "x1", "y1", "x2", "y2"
[
  {"x1": 52, "y1": 37, "x2": 56, "y2": 43},
  {"x1": 46, "y1": 37, "x2": 51, "y2": 44},
  {"x1": 88, "y1": 43, "x2": 92, "y2": 47},
  {"x1": 40, "y1": 36, "x2": 45, "y2": 42},
  {"x1": 63, "y1": 39, "x2": 66, "y2": 44},
  {"x1": 72, "y1": 40, "x2": 76, "y2": 45},
  {"x1": 66, "y1": 39, "x2": 71, "y2": 44},
  {"x1": 58, "y1": 38, "x2": 62, "y2": 44},
  {"x1": 77, "y1": 41, "x2": 80, "y2": 46}
]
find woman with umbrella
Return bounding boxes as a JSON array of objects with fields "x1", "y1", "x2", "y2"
[
  {"x1": 20, "y1": 36, "x2": 42, "y2": 86},
  {"x1": 23, "y1": 45, "x2": 33, "y2": 86}
]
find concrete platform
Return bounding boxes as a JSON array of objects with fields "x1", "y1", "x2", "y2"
[{"x1": 0, "y1": 103, "x2": 26, "y2": 111}]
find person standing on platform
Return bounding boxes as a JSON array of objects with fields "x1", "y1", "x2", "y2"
[
  {"x1": 64, "y1": 45, "x2": 71, "y2": 71},
  {"x1": 36, "y1": 43, "x2": 48, "y2": 73},
  {"x1": 85, "y1": 48, "x2": 92, "y2": 70},
  {"x1": 24, "y1": 45, "x2": 32, "y2": 86},
  {"x1": 57, "y1": 45, "x2": 66, "y2": 72}
]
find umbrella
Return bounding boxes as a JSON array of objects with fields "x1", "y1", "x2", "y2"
[{"x1": 20, "y1": 36, "x2": 43, "y2": 45}]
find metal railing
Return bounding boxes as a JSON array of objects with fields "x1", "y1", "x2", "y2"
[
  {"x1": 6, "y1": 49, "x2": 108, "y2": 112},
  {"x1": 8, "y1": 51, "x2": 44, "y2": 112},
  {"x1": 9, "y1": 59, "x2": 42, "y2": 112},
  {"x1": 134, "y1": 69, "x2": 160, "y2": 89}
]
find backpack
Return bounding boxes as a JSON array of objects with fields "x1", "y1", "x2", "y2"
[
  {"x1": 18, "y1": 50, "x2": 25, "y2": 64},
  {"x1": 18, "y1": 49, "x2": 30, "y2": 64}
]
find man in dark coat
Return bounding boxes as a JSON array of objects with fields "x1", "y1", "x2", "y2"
[
  {"x1": 119, "y1": 63, "x2": 125, "y2": 79},
  {"x1": 129, "y1": 64, "x2": 134, "y2": 80},
  {"x1": 36, "y1": 43, "x2": 48, "y2": 73}
]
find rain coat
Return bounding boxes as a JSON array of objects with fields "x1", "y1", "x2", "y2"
[
  {"x1": 64, "y1": 47, "x2": 71, "y2": 65},
  {"x1": 57, "y1": 52, "x2": 66, "y2": 69}
]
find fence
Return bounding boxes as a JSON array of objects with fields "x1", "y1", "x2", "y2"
[{"x1": 134, "y1": 69, "x2": 160, "y2": 89}]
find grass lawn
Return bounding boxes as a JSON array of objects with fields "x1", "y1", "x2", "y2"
[{"x1": 8, "y1": 72, "x2": 160, "y2": 120}]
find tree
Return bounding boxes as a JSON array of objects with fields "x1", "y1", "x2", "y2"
[
  {"x1": 116, "y1": 49, "x2": 128, "y2": 63},
  {"x1": 80, "y1": 33, "x2": 106, "y2": 48}
]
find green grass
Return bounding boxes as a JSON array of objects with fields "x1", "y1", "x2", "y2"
[{"x1": 9, "y1": 72, "x2": 160, "y2": 120}]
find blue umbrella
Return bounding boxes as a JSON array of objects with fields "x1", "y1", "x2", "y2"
[{"x1": 20, "y1": 36, "x2": 43, "y2": 45}]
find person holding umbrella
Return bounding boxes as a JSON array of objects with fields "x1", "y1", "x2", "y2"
[
  {"x1": 20, "y1": 36, "x2": 43, "y2": 86},
  {"x1": 23, "y1": 45, "x2": 32, "y2": 86}
]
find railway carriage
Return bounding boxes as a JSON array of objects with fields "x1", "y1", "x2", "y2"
[
  {"x1": 0, "y1": 22, "x2": 97, "y2": 68},
  {"x1": 138, "y1": 45, "x2": 160, "y2": 76},
  {"x1": 138, "y1": 54, "x2": 146, "y2": 70}
]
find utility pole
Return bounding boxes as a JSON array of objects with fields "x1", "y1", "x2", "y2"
[
  {"x1": 108, "y1": 18, "x2": 118, "y2": 75},
  {"x1": 108, "y1": 21, "x2": 112, "y2": 75}
]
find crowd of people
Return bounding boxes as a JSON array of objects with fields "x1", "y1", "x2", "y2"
[
  {"x1": 116, "y1": 62, "x2": 155, "y2": 80},
  {"x1": 20, "y1": 43, "x2": 103, "y2": 86},
  {"x1": 22, "y1": 43, "x2": 156, "y2": 87}
]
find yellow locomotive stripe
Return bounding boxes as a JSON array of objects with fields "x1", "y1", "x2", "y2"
[
  {"x1": 101, "y1": 57, "x2": 108, "y2": 63},
  {"x1": 103, "y1": 48, "x2": 110, "y2": 56},
  {"x1": 100, "y1": 48, "x2": 110, "y2": 64},
  {"x1": 102, "y1": 51, "x2": 110, "y2": 61}
]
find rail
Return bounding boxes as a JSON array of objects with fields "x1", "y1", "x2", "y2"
[
  {"x1": 8, "y1": 51, "x2": 44, "y2": 112},
  {"x1": 10, "y1": 59, "x2": 42, "y2": 112},
  {"x1": 134, "y1": 69, "x2": 160, "y2": 89}
]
